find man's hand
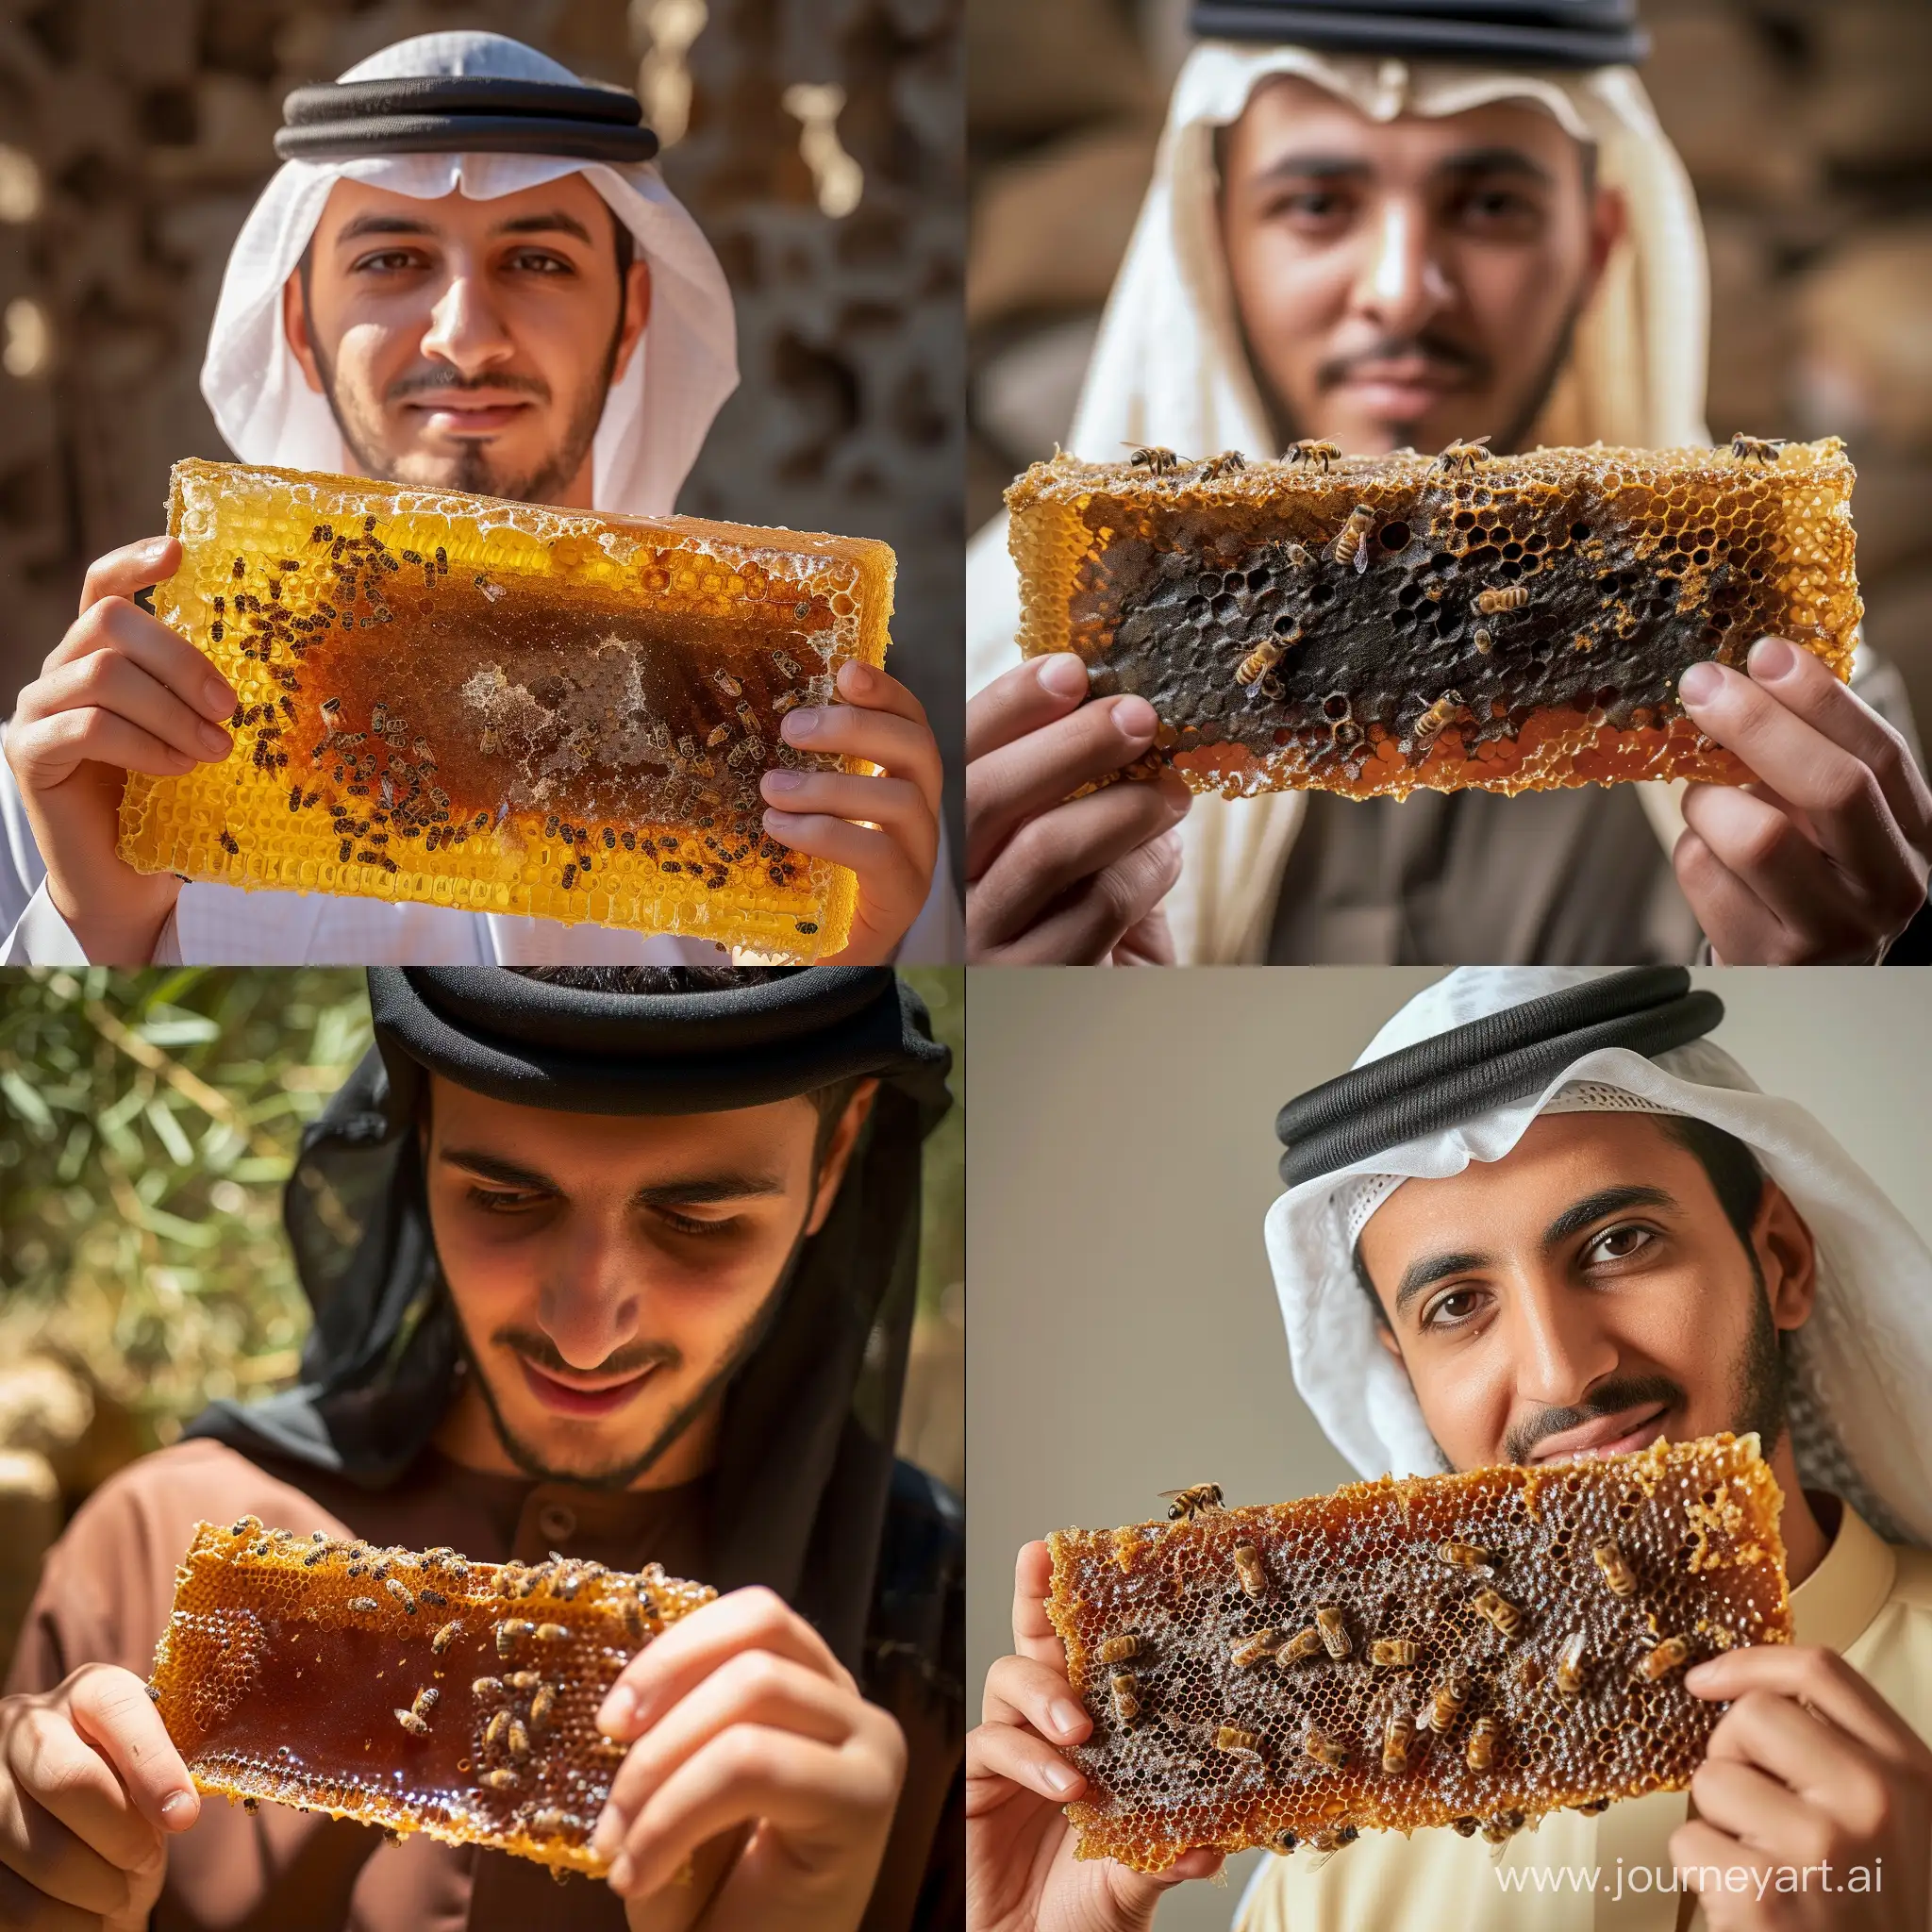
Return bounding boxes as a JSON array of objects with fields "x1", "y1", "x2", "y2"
[
  {"x1": 968, "y1": 1542, "x2": 1223, "y2": 1932},
  {"x1": 591, "y1": 1586, "x2": 906, "y2": 1932},
  {"x1": 5, "y1": 536, "x2": 237, "y2": 964},
  {"x1": 1675, "y1": 639, "x2": 1932, "y2": 962},
  {"x1": 1673, "y1": 1644, "x2": 1932, "y2": 1929},
  {"x1": 967, "y1": 655, "x2": 1190, "y2": 964},
  {"x1": 0, "y1": 1662, "x2": 201, "y2": 1930},
  {"x1": 758, "y1": 660, "x2": 943, "y2": 964}
]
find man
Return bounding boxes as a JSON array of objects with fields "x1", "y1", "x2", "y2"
[
  {"x1": 964, "y1": 0, "x2": 1932, "y2": 965},
  {"x1": 3, "y1": 965, "x2": 962, "y2": 1932},
  {"x1": 0, "y1": 31, "x2": 954, "y2": 965},
  {"x1": 971, "y1": 967, "x2": 1932, "y2": 1930}
]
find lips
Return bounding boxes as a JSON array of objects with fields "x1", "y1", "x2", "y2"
[
  {"x1": 517, "y1": 1357, "x2": 658, "y2": 1419},
  {"x1": 409, "y1": 401, "x2": 531, "y2": 436},
  {"x1": 1527, "y1": 1401, "x2": 1672, "y2": 1465}
]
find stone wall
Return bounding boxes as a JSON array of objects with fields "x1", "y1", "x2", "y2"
[{"x1": 0, "y1": 0, "x2": 963, "y2": 861}]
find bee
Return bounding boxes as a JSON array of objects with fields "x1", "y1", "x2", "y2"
[
  {"x1": 706, "y1": 724, "x2": 732, "y2": 747},
  {"x1": 479, "y1": 1768, "x2": 520, "y2": 1790},
  {"x1": 395, "y1": 1707, "x2": 430, "y2": 1737},
  {"x1": 1126, "y1": 444, "x2": 1181, "y2": 476},
  {"x1": 1412, "y1": 692, "x2": 1465, "y2": 751},
  {"x1": 507, "y1": 1720, "x2": 530, "y2": 1759},
  {"x1": 530, "y1": 1683, "x2": 557, "y2": 1730},
  {"x1": 1305, "y1": 1823, "x2": 1357, "y2": 1871},
  {"x1": 1481, "y1": 1809, "x2": 1526, "y2": 1850},
  {"x1": 1471, "y1": 1588, "x2": 1522, "y2": 1640},
  {"x1": 144, "y1": 1683, "x2": 160, "y2": 1704},
  {"x1": 1592, "y1": 1541, "x2": 1638, "y2": 1598},
  {"x1": 1382, "y1": 1706, "x2": 1415, "y2": 1774},
  {"x1": 1466, "y1": 1715, "x2": 1498, "y2": 1772},
  {"x1": 495, "y1": 1619, "x2": 534, "y2": 1657},
  {"x1": 431, "y1": 1621, "x2": 460, "y2": 1655},
  {"x1": 1475, "y1": 586, "x2": 1530, "y2": 615},
  {"x1": 1278, "y1": 1625, "x2": 1324, "y2": 1665},
  {"x1": 1217, "y1": 1724, "x2": 1264, "y2": 1759},
  {"x1": 1229, "y1": 1628, "x2": 1282, "y2": 1669},
  {"x1": 1437, "y1": 1539, "x2": 1493, "y2": 1572},
  {"x1": 485, "y1": 1708, "x2": 511, "y2": 1748},
  {"x1": 1371, "y1": 1638, "x2": 1418, "y2": 1669},
  {"x1": 1730, "y1": 432, "x2": 1787, "y2": 464},
  {"x1": 507, "y1": 1672, "x2": 542, "y2": 1692},
  {"x1": 772, "y1": 650, "x2": 802, "y2": 678},
  {"x1": 1474, "y1": 625, "x2": 1494, "y2": 654},
  {"x1": 1634, "y1": 1635, "x2": 1690, "y2": 1683},
  {"x1": 1232, "y1": 1544, "x2": 1268, "y2": 1598},
  {"x1": 385, "y1": 1578, "x2": 416, "y2": 1615},
  {"x1": 349, "y1": 1596, "x2": 379, "y2": 1614},
  {"x1": 1276, "y1": 541, "x2": 1316, "y2": 570},
  {"x1": 1573, "y1": 1796, "x2": 1611, "y2": 1816},
  {"x1": 242, "y1": 1796, "x2": 259, "y2": 1814},
  {"x1": 1329, "y1": 505, "x2": 1375, "y2": 575},
  {"x1": 1159, "y1": 1483, "x2": 1224, "y2": 1523},
  {"x1": 1288, "y1": 439, "x2": 1341, "y2": 473},
  {"x1": 535, "y1": 1624, "x2": 570, "y2": 1642},
  {"x1": 1266, "y1": 1825, "x2": 1301, "y2": 1855},
  {"x1": 1557, "y1": 1630, "x2": 1589, "y2": 1698},
  {"x1": 712, "y1": 669, "x2": 742, "y2": 697},
  {"x1": 1109, "y1": 1670, "x2": 1141, "y2": 1727},
  {"x1": 1094, "y1": 1633, "x2": 1140, "y2": 1665},
  {"x1": 1197, "y1": 450, "x2": 1247, "y2": 481},
  {"x1": 1315, "y1": 1605, "x2": 1351, "y2": 1659},
  {"x1": 382, "y1": 1827, "x2": 403, "y2": 1847},
  {"x1": 472, "y1": 1677, "x2": 506, "y2": 1699},
  {"x1": 1437, "y1": 435, "x2": 1492, "y2": 475},
  {"x1": 419, "y1": 1589, "x2": 448, "y2": 1608},
  {"x1": 411, "y1": 1688, "x2": 439, "y2": 1719},
  {"x1": 532, "y1": 1808, "x2": 567, "y2": 1836},
  {"x1": 1426, "y1": 1666, "x2": 1470, "y2": 1734},
  {"x1": 1451, "y1": 1815, "x2": 1480, "y2": 1838}
]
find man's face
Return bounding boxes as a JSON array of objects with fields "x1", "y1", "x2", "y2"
[
  {"x1": 1217, "y1": 79, "x2": 1624, "y2": 456},
  {"x1": 283, "y1": 173, "x2": 651, "y2": 506},
  {"x1": 1354, "y1": 1113, "x2": 1816, "y2": 1474},
  {"x1": 422, "y1": 1073, "x2": 874, "y2": 1490}
]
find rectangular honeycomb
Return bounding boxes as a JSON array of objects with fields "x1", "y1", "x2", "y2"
[
  {"x1": 1044, "y1": 1432, "x2": 1790, "y2": 1873},
  {"x1": 1006, "y1": 441, "x2": 1860, "y2": 799},
  {"x1": 118, "y1": 460, "x2": 897, "y2": 959},
  {"x1": 146, "y1": 1517, "x2": 713, "y2": 1874}
]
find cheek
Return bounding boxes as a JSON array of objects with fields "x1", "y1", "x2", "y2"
[
  {"x1": 1407, "y1": 1337, "x2": 1519, "y2": 1467},
  {"x1": 1452, "y1": 229, "x2": 1587, "y2": 337}
]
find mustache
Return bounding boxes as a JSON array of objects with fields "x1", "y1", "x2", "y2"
[
  {"x1": 491, "y1": 1324, "x2": 680, "y2": 1381},
  {"x1": 1316, "y1": 333, "x2": 1490, "y2": 393},
  {"x1": 387, "y1": 367, "x2": 550, "y2": 405},
  {"x1": 1503, "y1": 1372, "x2": 1682, "y2": 1466}
]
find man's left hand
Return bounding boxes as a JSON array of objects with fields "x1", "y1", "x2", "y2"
[
  {"x1": 1672, "y1": 1643, "x2": 1932, "y2": 1929},
  {"x1": 759, "y1": 660, "x2": 943, "y2": 963},
  {"x1": 1675, "y1": 638, "x2": 1932, "y2": 962},
  {"x1": 593, "y1": 1585, "x2": 907, "y2": 1932}
]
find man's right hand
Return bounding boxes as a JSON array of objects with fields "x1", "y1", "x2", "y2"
[
  {"x1": 968, "y1": 1542, "x2": 1224, "y2": 1932},
  {"x1": 966, "y1": 656, "x2": 1191, "y2": 964},
  {"x1": 5, "y1": 536, "x2": 235, "y2": 963},
  {"x1": 0, "y1": 1662, "x2": 200, "y2": 1929}
]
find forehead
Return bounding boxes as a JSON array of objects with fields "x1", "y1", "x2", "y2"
[
  {"x1": 313, "y1": 170, "x2": 613, "y2": 241},
  {"x1": 1226, "y1": 74, "x2": 1581, "y2": 176}
]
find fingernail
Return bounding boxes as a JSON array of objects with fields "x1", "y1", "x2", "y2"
[
  {"x1": 1110, "y1": 696, "x2": 1158, "y2": 743},
  {"x1": 1683, "y1": 1661, "x2": 1717, "y2": 1689},
  {"x1": 762, "y1": 808, "x2": 802, "y2": 837},
  {"x1": 1749, "y1": 635, "x2": 1796, "y2": 680},
  {"x1": 197, "y1": 723, "x2": 230, "y2": 758},
  {"x1": 592, "y1": 1806, "x2": 623, "y2": 1856},
  {"x1": 781, "y1": 708, "x2": 822, "y2": 742},
  {"x1": 761, "y1": 768, "x2": 806, "y2": 794},
  {"x1": 840, "y1": 660, "x2": 875, "y2": 694},
  {"x1": 160, "y1": 1790, "x2": 197, "y2": 1828},
  {"x1": 1038, "y1": 654, "x2": 1088, "y2": 699},
  {"x1": 203, "y1": 675, "x2": 234, "y2": 715},
  {"x1": 1041, "y1": 1759, "x2": 1078, "y2": 1794},
  {"x1": 1679, "y1": 661, "x2": 1722, "y2": 707},
  {"x1": 1050, "y1": 1699, "x2": 1086, "y2": 1739},
  {"x1": 608, "y1": 1852, "x2": 635, "y2": 1892},
  {"x1": 598, "y1": 1685, "x2": 636, "y2": 1736}
]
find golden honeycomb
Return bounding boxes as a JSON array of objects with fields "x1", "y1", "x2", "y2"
[
  {"x1": 1006, "y1": 441, "x2": 1859, "y2": 800},
  {"x1": 1044, "y1": 1433, "x2": 1790, "y2": 1874},
  {"x1": 147, "y1": 1518, "x2": 713, "y2": 1874},
  {"x1": 118, "y1": 460, "x2": 898, "y2": 959}
]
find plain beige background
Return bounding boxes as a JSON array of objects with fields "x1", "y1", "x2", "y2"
[{"x1": 966, "y1": 967, "x2": 1932, "y2": 1928}]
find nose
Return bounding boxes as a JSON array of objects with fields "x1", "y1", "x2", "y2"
[
  {"x1": 1507, "y1": 1274, "x2": 1621, "y2": 1415},
  {"x1": 419, "y1": 261, "x2": 516, "y2": 379},
  {"x1": 537, "y1": 1224, "x2": 641, "y2": 1371},
  {"x1": 1353, "y1": 194, "x2": 1453, "y2": 339}
]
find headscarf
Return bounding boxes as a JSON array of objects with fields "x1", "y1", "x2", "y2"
[
  {"x1": 187, "y1": 967, "x2": 954, "y2": 1672},
  {"x1": 1262, "y1": 966, "x2": 1932, "y2": 1548},
  {"x1": 963, "y1": 15, "x2": 1714, "y2": 959},
  {"x1": 200, "y1": 31, "x2": 740, "y2": 518}
]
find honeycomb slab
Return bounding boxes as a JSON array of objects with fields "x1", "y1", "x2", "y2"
[
  {"x1": 147, "y1": 1518, "x2": 714, "y2": 1874},
  {"x1": 118, "y1": 461, "x2": 897, "y2": 958},
  {"x1": 1044, "y1": 1433, "x2": 1790, "y2": 1873},
  {"x1": 1006, "y1": 441, "x2": 1860, "y2": 799}
]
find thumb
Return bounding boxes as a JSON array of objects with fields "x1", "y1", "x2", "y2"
[{"x1": 1108, "y1": 1847, "x2": 1226, "y2": 1923}]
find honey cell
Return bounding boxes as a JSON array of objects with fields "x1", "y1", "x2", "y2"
[
  {"x1": 1043, "y1": 1433, "x2": 1790, "y2": 1874},
  {"x1": 118, "y1": 460, "x2": 898, "y2": 959},
  {"x1": 146, "y1": 1520, "x2": 713, "y2": 1874},
  {"x1": 1004, "y1": 441, "x2": 1859, "y2": 800}
]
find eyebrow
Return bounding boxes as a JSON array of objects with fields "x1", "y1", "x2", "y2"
[
  {"x1": 1250, "y1": 144, "x2": 1555, "y2": 191},
  {"x1": 438, "y1": 1148, "x2": 788, "y2": 1204},
  {"x1": 332, "y1": 208, "x2": 597, "y2": 246}
]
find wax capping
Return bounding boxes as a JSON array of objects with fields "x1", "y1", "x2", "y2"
[
  {"x1": 118, "y1": 460, "x2": 896, "y2": 958},
  {"x1": 1005, "y1": 441, "x2": 1858, "y2": 798},
  {"x1": 146, "y1": 1520, "x2": 713, "y2": 1874},
  {"x1": 1044, "y1": 1432, "x2": 1790, "y2": 1872}
]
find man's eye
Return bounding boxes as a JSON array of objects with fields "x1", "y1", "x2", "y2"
[
  {"x1": 508, "y1": 251, "x2": 573, "y2": 274},
  {"x1": 652, "y1": 1208, "x2": 741, "y2": 1240},
  {"x1": 1422, "y1": 1287, "x2": 1483, "y2": 1329},
  {"x1": 1587, "y1": 1224, "x2": 1655, "y2": 1263},
  {"x1": 466, "y1": 1186, "x2": 546, "y2": 1214},
  {"x1": 353, "y1": 251, "x2": 423, "y2": 273},
  {"x1": 1281, "y1": 191, "x2": 1350, "y2": 221}
]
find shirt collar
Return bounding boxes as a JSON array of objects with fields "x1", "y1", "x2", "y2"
[{"x1": 1790, "y1": 1491, "x2": 1898, "y2": 1655}]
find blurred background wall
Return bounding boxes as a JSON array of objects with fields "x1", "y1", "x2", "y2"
[
  {"x1": 968, "y1": 0, "x2": 1932, "y2": 738},
  {"x1": 967, "y1": 966, "x2": 1932, "y2": 1927},
  {"x1": 0, "y1": 961, "x2": 963, "y2": 1685},
  {"x1": 0, "y1": 0, "x2": 964, "y2": 872}
]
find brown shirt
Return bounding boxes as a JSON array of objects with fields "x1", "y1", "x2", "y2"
[{"x1": 7, "y1": 1437, "x2": 957, "y2": 1932}]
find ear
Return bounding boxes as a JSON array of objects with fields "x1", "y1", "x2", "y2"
[
  {"x1": 805, "y1": 1078, "x2": 879, "y2": 1236},
  {"x1": 1374, "y1": 1320, "x2": 1405, "y2": 1363},
  {"x1": 283, "y1": 266, "x2": 325, "y2": 395},
  {"x1": 1752, "y1": 1180, "x2": 1817, "y2": 1336},
  {"x1": 609, "y1": 257, "x2": 653, "y2": 386},
  {"x1": 1582, "y1": 180, "x2": 1628, "y2": 300}
]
